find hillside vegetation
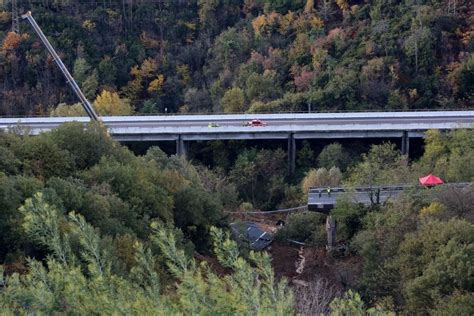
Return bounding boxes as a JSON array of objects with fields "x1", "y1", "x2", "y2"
[
  {"x1": 0, "y1": 0, "x2": 473, "y2": 314},
  {"x1": 0, "y1": 123, "x2": 472, "y2": 314},
  {"x1": 0, "y1": 0, "x2": 472, "y2": 115}
]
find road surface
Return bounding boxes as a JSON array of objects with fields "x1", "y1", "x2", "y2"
[{"x1": 0, "y1": 111, "x2": 472, "y2": 141}]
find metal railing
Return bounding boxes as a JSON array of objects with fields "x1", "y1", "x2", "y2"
[
  {"x1": 226, "y1": 205, "x2": 308, "y2": 215},
  {"x1": 1, "y1": 108, "x2": 473, "y2": 118},
  {"x1": 309, "y1": 182, "x2": 472, "y2": 194}
]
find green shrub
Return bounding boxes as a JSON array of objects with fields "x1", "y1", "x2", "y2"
[
  {"x1": 332, "y1": 197, "x2": 367, "y2": 241},
  {"x1": 276, "y1": 212, "x2": 326, "y2": 245}
]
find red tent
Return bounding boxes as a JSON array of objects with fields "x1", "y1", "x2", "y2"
[{"x1": 419, "y1": 174, "x2": 444, "y2": 186}]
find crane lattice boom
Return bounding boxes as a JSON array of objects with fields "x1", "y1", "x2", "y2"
[{"x1": 21, "y1": 11, "x2": 99, "y2": 121}]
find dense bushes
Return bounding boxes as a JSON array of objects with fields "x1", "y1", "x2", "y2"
[
  {"x1": 229, "y1": 148, "x2": 288, "y2": 210},
  {"x1": 0, "y1": 193, "x2": 294, "y2": 314},
  {"x1": 0, "y1": 123, "x2": 226, "y2": 263},
  {"x1": 275, "y1": 212, "x2": 326, "y2": 246},
  {"x1": 331, "y1": 198, "x2": 367, "y2": 241},
  {"x1": 351, "y1": 193, "x2": 474, "y2": 313}
]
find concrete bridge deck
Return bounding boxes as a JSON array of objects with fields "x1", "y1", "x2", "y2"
[{"x1": 308, "y1": 183, "x2": 472, "y2": 212}]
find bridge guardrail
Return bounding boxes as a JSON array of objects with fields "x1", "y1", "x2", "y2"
[
  {"x1": 1, "y1": 110, "x2": 474, "y2": 124},
  {"x1": 1, "y1": 108, "x2": 473, "y2": 118},
  {"x1": 309, "y1": 184, "x2": 410, "y2": 193},
  {"x1": 308, "y1": 182, "x2": 472, "y2": 194}
]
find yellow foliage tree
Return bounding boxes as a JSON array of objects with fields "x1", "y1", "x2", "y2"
[
  {"x1": 130, "y1": 58, "x2": 157, "y2": 79},
  {"x1": 253, "y1": 10, "x2": 322, "y2": 38},
  {"x1": 336, "y1": 0, "x2": 349, "y2": 11},
  {"x1": 276, "y1": 11, "x2": 293, "y2": 35},
  {"x1": 93, "y1": 90, "x2": 133, "y2": 115},
  {"x1": 252, "y1": 15, "x2": 266, "y2": 36},
  {"x1": 304, "y1": 0, "x2": 314, "y2": 13},
  {"x1": 310, "y1": 16, "x2": 324, "y2": 28},
  {"x1": 139, "y1": 58, "x2": 158, "y2": 78},
  {"x1": 0, "y1": 11, "x2": 11, "y2": 24},
  {"x1": 125, "y1": 58, "x2": 159, "y2": 100},
  {"x1": 147, "y1": 75, "x2": 165, "y2": 94},
  {"x1": 419, "y1": 202, "x2": 446, "y2": 218}
]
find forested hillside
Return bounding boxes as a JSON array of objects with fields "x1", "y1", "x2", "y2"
[{"x1": 0, "y1": 0, "x2": 472, "y2": 115}]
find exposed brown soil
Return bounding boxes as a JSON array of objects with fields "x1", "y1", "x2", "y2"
[
  {"x1": 268, "y1": 243, "x2": 301, "y2": 279},
  {"x1": 230, "y1": 214, "x2": 363, "y2": 290},
  {"x1": 269, "y1": 242, "x2": 362, "y2": 290},
  {"x1": 3, "y1": 260, "x2": 28, "y2": 275}
]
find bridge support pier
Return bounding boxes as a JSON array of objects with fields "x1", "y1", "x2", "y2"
[
  {"x1": 288, "y1": 133, "x2": 296, "y2": 176},
  {"x1": 401, "y1": 131, "x2": 410, "y2": 156},
  {"x1": 176, "y1": 136, "x2": 188, "y2": 159},
  {"x1": 326, "y1": 216, "x2": 336, "y2": 250}
]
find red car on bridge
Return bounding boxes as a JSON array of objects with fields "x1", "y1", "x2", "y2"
[{"x1": 243, "y1": 119, "x2": 267, "y2": 127}]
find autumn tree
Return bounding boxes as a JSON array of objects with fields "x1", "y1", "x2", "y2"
[
  {"x1": 2, "y1": 32, "x2": 22, "y2": 50},
  {"x1": 93, "y1": 90, "x2": 133, "y2": 115}
]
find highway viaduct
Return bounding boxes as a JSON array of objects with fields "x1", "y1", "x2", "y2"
[{"x1": 0, "y1": 111, "x2": 473, "y2": 174}]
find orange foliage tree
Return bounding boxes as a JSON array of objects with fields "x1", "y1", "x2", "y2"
[{"x1": 2, "y1": 32, "x2": 22, "y2": 50}]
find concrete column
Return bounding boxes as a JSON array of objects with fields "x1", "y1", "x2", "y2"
[
  {"x1": 176, "y1": 135, "x2": 187, "y2": 159},
  {"x1": 326, "y1": 215, "x2": 336, "y2": 250},
  {"x1": 287, "y1": 133, "x2": 296, "y2": 176},
  {"x1": 401, "y1": 131, "x2": 410, "y2": 156}
]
